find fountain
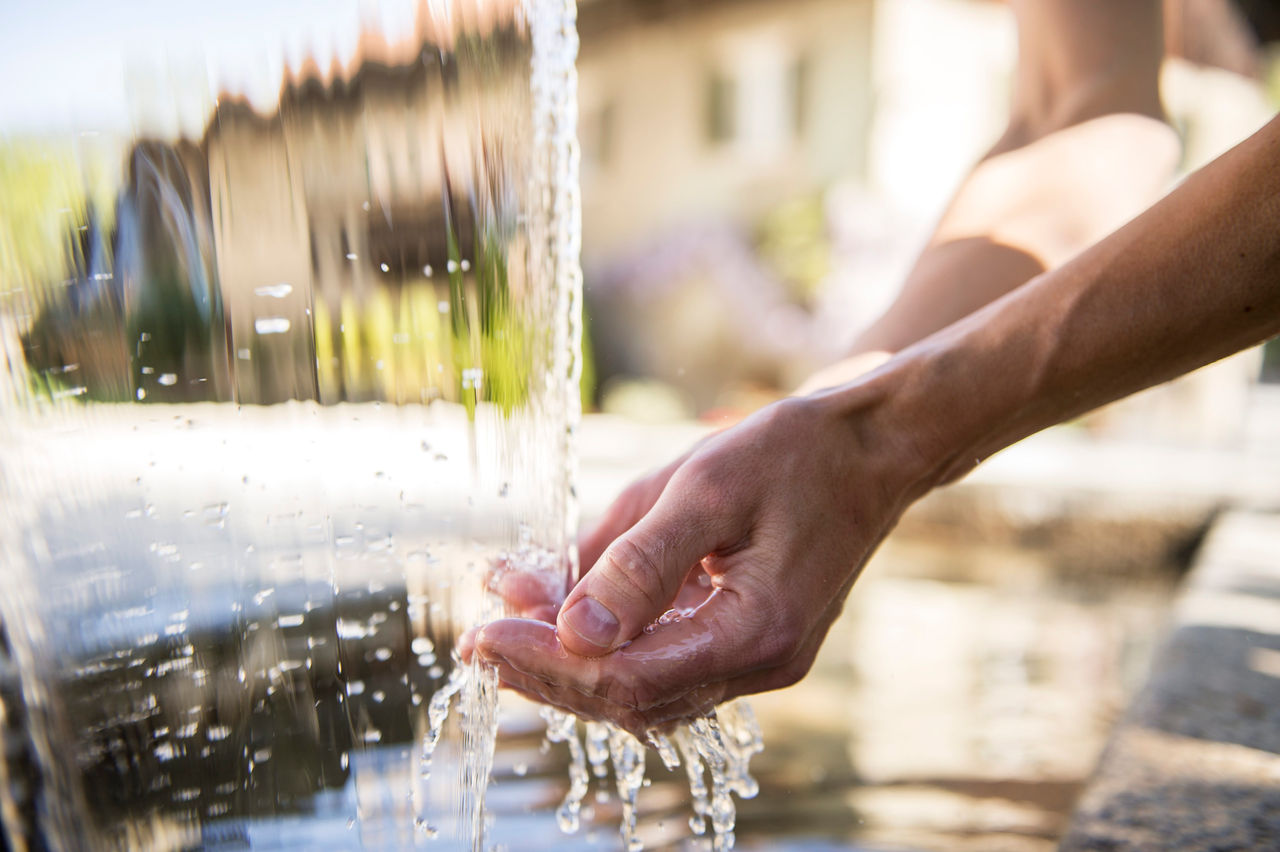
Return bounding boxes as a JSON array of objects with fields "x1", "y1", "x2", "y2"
[{"x1": 0, "y1": 2, "x2": 757, "y2": 849}]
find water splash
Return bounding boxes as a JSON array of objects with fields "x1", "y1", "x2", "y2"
[
  {"x1": 535, "y1": 704, "x2": 763, "y2": 851},
  {"x1": 542, "y1": 706, "x2": 590, "y2": 833},
  {"x1": 0, "y1": 0, "x2": 765, "y2": 847}
]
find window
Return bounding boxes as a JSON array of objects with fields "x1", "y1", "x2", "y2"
[
  {"x1": 580, "y1": 99, "x2": 616, "y2": 171},
  {"x1": 789, "y1": 54, "x2": 809, "y2": 139},
  {"x1": 705, "y1": 70, "x2": 737, "y2": 145}
]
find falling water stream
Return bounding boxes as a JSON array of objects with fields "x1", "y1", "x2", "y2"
[{"x1": 0, "y1": 1, "x2": 758, "y2": 849}]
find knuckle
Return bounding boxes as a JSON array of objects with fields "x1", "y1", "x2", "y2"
[
  {"x1": 672, "y1": 455, "x2": 735, "y2": 519},
  {"x1": 599, "y1": 537, "x2": 671, "y2": 609},
  {"x1": 618, "y1": 479, "x2": 653, "y2": 518},
  {"x1": 763, "y1": 395, "x2": 811, "y2": 430}
]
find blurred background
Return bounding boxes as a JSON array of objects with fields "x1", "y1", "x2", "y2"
[
  {"x1": 572, "y1": 0, "x2": 1280, "y2": 430},
  {"x1": 563, "y1": 1, "x2": 1280, "y2": 850},
  {"x1": 4, "y1": 0, "x2": 1280, "y2": 850}
]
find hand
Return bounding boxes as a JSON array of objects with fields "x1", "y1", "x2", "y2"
[
  {"x1": 487, "y1": 352, "x2": 892, "y2": 629},
  {"x1": 471, "y1": 391, "x2": 922, "y2": 738},
  {"x1": 487, "y1": 444, "x2": 704, "y2": 625},
  {"x1": 791, "y1": 350, "x2": 892, "y2": 396}
]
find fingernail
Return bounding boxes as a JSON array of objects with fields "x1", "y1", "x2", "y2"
[{"x1": 562, "y1": 596, "x2": 620, "y2": 651}]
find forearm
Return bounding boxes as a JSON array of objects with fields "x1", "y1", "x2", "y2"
[
  {"x1": 837, "y1": 113, "x2": 1280, "y2": 497},
  {"x1": 851, "y1": 121, "x2": 1177, "y2": 358},
  {"x1": 847, "y1": 0, "x2": 1173, "y2": 359}
]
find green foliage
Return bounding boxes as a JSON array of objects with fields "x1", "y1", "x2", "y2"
[
  {"x1": 0, "y1": 138, "x2": 117, "y2": 289},
  {"x1": 754, "y1": 193, "x2": 830, "y2": 307},
  {"x1": 5, "y1": 139, "x2": 583, "y2": 413},
  {"x1": 2, "y1": 138, "x2": 124, "y2": 405},
  {"x1": 313, "y1": 229, "x2": 543, "y2": 415}
]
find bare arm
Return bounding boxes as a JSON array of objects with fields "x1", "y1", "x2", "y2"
[
  {"x1": 872, "y1": 111, "x2": 1280, "y2": 491},
  {"x1": 578, "y1": 0, "x2": 1179, "y2": 566},
  {"x1": 473, "y1": 112, "x2": 1280, "y2": 735},
  {"x1": 845, "y1": 0, "x2": 1177, "y2": 359}
]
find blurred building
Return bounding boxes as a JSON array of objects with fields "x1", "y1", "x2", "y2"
[
  {"x1": 19, "y1": 0, "x2": 1280, "y2": 434},
  {"x1": 578, "y1": 0, "x2": 1280, "y2": 439},
  {"x1": 577, "y1": 0, "x2": 874, "y2": 260}
]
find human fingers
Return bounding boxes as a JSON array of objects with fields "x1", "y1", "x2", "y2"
[
  {"x1": 698, "y1": 588, "x2": 851, "y2": 706},
  {"x1": 458, "y1": 625, "x2": 477, "y2": 663},
  {"x1": 496, "y1": 666, "x2": 726, "y2": 739},
  {"x1": 480, "y1": 635, "x2": 729, "y2": 738},
  {"x1": 556, "y1": 457, "x2": 747, "y2": 656},
  {"x1": 493, "y1": 570, "x2": 565, "y2": 621},
  {"x1": 485, "y1": 660, "x2": 653, "y2": 738},
  {"x1": 478, "y1": 592, "x2": 841, "y2": 733},
  {"x1": 482, "y1": 582, "x2": 788, "y2": 710},
  {"x1": 577, "y1": 458, "x2": 682, "y2": 575}
]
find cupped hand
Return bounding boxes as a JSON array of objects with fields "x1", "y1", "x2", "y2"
[
  {"x1": 482, "y1": 446, "x2": 705, "y2": 627},
  {"x1": 470, "y1": 391, "x2": 921, "y2": 739}
]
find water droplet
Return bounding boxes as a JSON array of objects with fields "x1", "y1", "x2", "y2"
[
  {"x1": 255, "y1": 317, "x2": 291, "y2": 335},
  {"x1": 157, "y1": 373, "x2": 177, "y2": 386},
  {"x1": 254, "y1": 283, "x2": 292, "y2": 298},
  {"x1": 380, "y1": 262, "x2": 390, "y2": 272}
]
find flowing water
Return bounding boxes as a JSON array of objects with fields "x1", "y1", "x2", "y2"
[
  {"x1": 0, "y1": 2, "x2": 768, "y2": 849},
  {"x1": 1, "y1": 3, "x2": 1174, "y2": 850}
]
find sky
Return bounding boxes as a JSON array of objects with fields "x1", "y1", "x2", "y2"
[{"x1": 0, "y1": 0, "x2": 420, "y2": 136}]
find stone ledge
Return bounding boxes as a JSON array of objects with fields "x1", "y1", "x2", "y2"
[{"x1": 1059, "y1": 510, "x2": 1280, "y2": 851}]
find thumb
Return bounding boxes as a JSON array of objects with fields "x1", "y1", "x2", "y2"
[{"x1": 557, "y1": 483, "x2": 727, "y2": 656}]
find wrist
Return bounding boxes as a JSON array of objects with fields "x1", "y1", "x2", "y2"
[
  {"x1": 807, "y1": 320, "x2": 1034, "y2": 508},
  {"x1": 802, "y1": 351, "x2": 958, "y2": 515}
]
